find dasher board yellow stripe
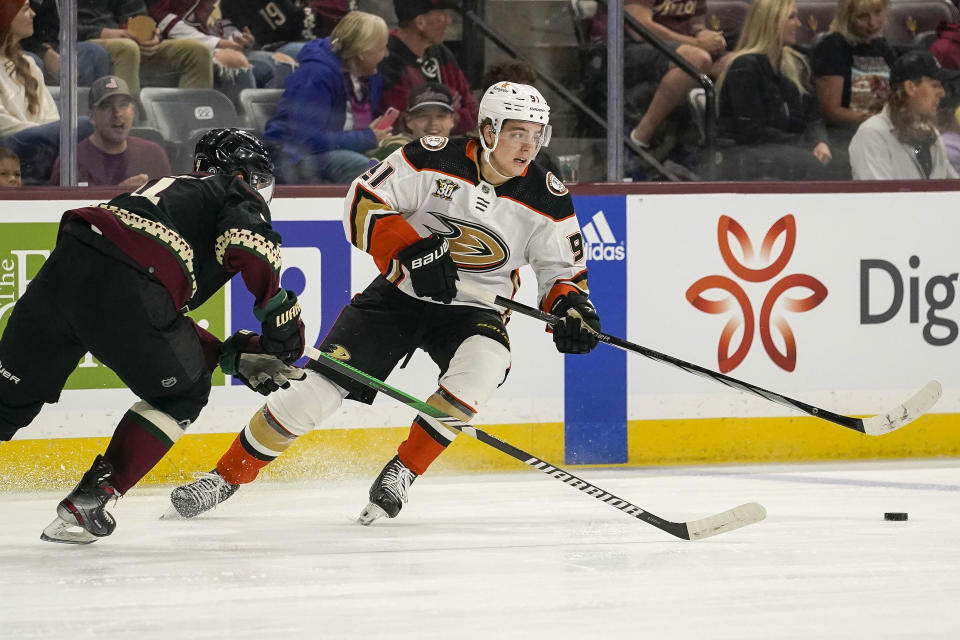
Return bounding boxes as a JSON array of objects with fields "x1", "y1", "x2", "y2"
[{"x1": 0, "y1": 414, "x2": 956, "y2": 492}]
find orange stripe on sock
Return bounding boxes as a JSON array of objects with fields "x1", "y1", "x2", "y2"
[
  {"x1": 216, "y1": 432, "x2": 271, "y2": 485},
  {"x1": 397, "y1": 421, "x2": 449, "y2": 476}
]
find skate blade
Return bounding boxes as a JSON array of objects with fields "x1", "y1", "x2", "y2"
[
  {"x1": 40, "y1": 516, "x2": 98, "y2": 545},
  {"x1": 357, "y1": 503, "x2": 388, "y2": 526},
  {"x1": 159, "y1": 504, "x2": 186, "y2": 520}
]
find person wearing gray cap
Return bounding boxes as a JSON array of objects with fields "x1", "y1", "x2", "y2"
[
  {"x1": 850, "y1": 50, "x2": 960, "y2": 179},
  {"x1": 368, "y1": 81, "x2": 458, "y2": 160},
  {"x1": 49, "y1": 75, "x2": 171, "y2": 187}
]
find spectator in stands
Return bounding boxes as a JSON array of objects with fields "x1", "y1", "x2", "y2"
[
  {"x1": 404, "y1": 82, "x2": 457, "y2": 137},
  {"x1": 717, "y1": 0, "x2": 839, "y2": 180},
  {"x1": 591, "y1": 0, "x2": 726, "y2": 150},
  {"x1": 0, "y1": 0, "x2": 93, "y2": 183},
  {"x1": 49, "y1": 75, "x2": 171, "y2": 187},
  {"x1": 0, "y1": 146, "x2": 21, "y2": 186},
  {"x1": 146, "y1": 0, "x2": 297, "y2": 105},
  {"x1": 264, "y1": 10, "x2": 390, "y2": 183},
  {"x1": 79, "y1": 0, "x2": 213, "y2": 95},
  {"x1": 929, "y1": 22, "x2": 960, "y2": 70},
  {"x1": 850, "y1": 50, "x2": 958, "y2": 179},
  {"x1": 21, "y1": 0, "x2": 112, "y2": 86},
  {"x1": 937, "y1": 93, "x2": 960, "y2": 172},
  {"x1": 219, "y1": 0, "x2": 353, "y2": 60},
  {"x1": 811, "y1": 0, "x2": 896, "y2": 151},
  {"x1": 379, "y1": 0, "x2": 477, "y2": 136},
  {"x1": 715, "y1": 0, "x2": 838, "y2": 180},
  {"x1": 369, "y1": 81, "x2": 457, "y2": 160}
]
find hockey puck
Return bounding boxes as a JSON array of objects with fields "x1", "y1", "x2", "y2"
[{"x1": 884, "y1": 512, "x2": 908, "y2": 521}]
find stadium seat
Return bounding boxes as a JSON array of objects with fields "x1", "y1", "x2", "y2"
[
  {"x1": 704, "y1": 0, "x2": 749, "y2": 42},
  {"x1": 129, "y1": 126, "x2": 167, "y2": 148},
  {"x1": 48, "y1": 86, "x2": 91, "y2": 113},
  {"x1": 885, "y1": 0, "x2": 959, "y2": 45},
  {"x1": 139, "y1": 88, "x2": 251, "y2": 173},
  {"x1": 238, "y1": 88, "x2": 283, "y2": 134},
  {"x1": 795, "y1": 0, "x2": 836, "y2": 48},
  {"x1": 139, "y1": 88, "x2": 244, "y2": 143}
]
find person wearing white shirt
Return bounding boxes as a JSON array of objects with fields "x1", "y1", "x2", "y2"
[
  {"x1": 849, "y1": 50, "x2": 960, "y2": 180},
  {"x1": 0, "y1": 0, "x2": 92, "y2": 183}
]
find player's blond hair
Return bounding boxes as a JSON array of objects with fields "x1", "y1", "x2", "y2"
[
  {"x1": 829, "y1": 0, "x2": 891, "y2": 44},
  {"x1": 717, "y1": 0, "x2": 810, "y2": 96},
  {"x1": 329, "y1": 11, "x2": 388, "y2": 63}
]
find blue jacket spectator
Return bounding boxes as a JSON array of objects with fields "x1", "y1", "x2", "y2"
[{"x1": 265, "y1": 11, "x2": 391, "y2": 184}]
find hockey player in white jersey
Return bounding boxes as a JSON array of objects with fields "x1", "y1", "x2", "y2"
[{"x1": 168, "y1": 82, "x2": 602, "y2": 524}]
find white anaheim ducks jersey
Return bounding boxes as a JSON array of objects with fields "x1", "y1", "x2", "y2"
[{"x1": 343, "y1": 136, "x2": 589, "y2": 312}]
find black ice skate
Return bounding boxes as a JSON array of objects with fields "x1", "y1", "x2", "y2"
[
  {"x1": 41, "y1": 455, "x2": 119, "y2": 544},
  {"x1": 165, "y1": 470, "x2": 240, "y2": 519},
  {"x1": 358, "y1": 455, "x2": 418, "y2": 525}
]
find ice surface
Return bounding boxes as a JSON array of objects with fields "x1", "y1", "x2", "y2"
[{"x1": 1, "y1": 460, "x2": 958, "y2": 639}]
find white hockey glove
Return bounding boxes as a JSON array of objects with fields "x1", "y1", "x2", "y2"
[{"x1": 220, "y1": 330, "x2": 306, "y2": 395}]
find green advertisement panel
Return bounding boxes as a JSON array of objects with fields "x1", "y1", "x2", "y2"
[{"x1": 0, "y1": 222, "x2": 226, "y2": 389}]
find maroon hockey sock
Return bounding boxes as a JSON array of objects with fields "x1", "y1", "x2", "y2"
[
  {"x1": 103, "y1": 410, "x2": 177, "y2": 495},
  {"x1": 397, "y1": 415, "x2": 455, "y2": 475}
]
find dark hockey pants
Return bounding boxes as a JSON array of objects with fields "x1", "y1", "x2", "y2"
[{"x1": 0, "y1": 226, "x2": 211, "y2": 441}]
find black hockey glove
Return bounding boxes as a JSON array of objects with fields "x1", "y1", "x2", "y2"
[
  {"x1": 397, "y1": 235, "x2": 459, "y2": 304},
  {"x1": 219, "y1": 330, "x2": 306, "y2": 396},
  {"x1": 255, "y1": 289, "x2": 305, "y2": 364},
  {"x1": 550, "y1": 293, "x2": 601, "y2": 354}
]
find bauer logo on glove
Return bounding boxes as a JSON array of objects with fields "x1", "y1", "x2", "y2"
[{"x1": 398, "y1": 235, "x2": 459, "y2": 304}]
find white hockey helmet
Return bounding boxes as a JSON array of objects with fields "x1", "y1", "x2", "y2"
[{"x1": 477, "y1": 82, "x2": 552, "y2": 155}]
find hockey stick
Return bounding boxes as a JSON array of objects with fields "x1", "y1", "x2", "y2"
[
  {"x1": 455, "y1": 280, "x2": 942, "y2": 437},
  {"x1": 305, "y1": 346, "x2": 765, "y2": 541}
]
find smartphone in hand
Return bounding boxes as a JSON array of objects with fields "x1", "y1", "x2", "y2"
[{"x1": 376, "y1": 107, "x2": 400, "y2": 130}]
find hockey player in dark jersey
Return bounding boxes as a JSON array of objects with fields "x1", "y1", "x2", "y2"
[
  {"x1": 168, "y1": 83, "x2": 601, "y2": 525},
  {"x1": 0, "y1": 128, "x2": 306, "y2": 544}
]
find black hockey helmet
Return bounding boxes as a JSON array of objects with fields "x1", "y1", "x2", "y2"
[{"x1": 194, "y1": 128, "x2": 276, "y2": 203}]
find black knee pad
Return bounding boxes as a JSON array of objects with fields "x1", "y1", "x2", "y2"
[{"x1": 144, "y1": 373, "x2": 212, "y2": 426}]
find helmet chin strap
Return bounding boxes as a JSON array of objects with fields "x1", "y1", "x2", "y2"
[
  {"x1": 480, "y1": 129, "x2": 514, "y2": 182},
  {"x1": 482, "y1": 148, "x2": 514, "y2": 182}
]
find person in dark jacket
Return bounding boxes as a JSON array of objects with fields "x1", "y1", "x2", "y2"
[
  {"x1": 0, "y1": 129, "x2": 306, "y2": 544},
  {"x1": 219, "y1": 0, "x2": 353, "y2": 59},
  {"x1": 378, "y1": 0, "x2": 476, "y2": 136},
  {"x1": 716, "y1": 0, "x2": 841, "y2": 180},
  {"x1": 264, "y1": 10, "x2": 390, "y2": 184}
]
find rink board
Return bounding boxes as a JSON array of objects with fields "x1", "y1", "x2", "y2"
[{"x1": 1, "y1": 189, "x2": 959, "y2": 488}]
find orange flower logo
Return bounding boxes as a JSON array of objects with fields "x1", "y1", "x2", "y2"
[{"x1": 686, "y1": 215, "x2": 827, "y2": 373}]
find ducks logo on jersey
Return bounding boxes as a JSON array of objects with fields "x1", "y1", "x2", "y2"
[
  {"x1": 324, "y1": 344, "x2": 352, "y2": 361},
  {"x1": 424, "y1": 213, "x2": 510, "y2": 272}
]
